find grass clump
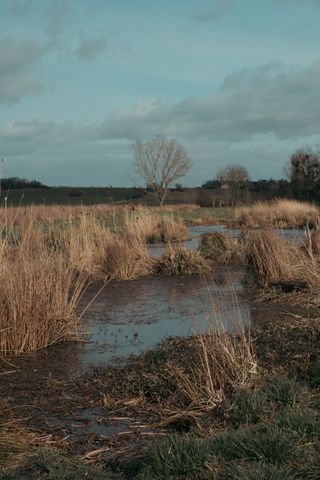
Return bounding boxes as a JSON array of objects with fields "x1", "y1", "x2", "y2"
[
  {"x1": 275, "y1": 406, "x2": 320, "y2": 439},
  {"x1": 135, "y1": 435, "x2": 219, "y2": 480},
  {"x1": 228, "y1": 389, "x2": 269, "y2": 426},
  {"x1": 0, "y1": 450, "x2": 120, "y2": 480},
  {"x1": 220, "y1": 462, "x2": 296, "y2": 480},
  {"x1": 210, "y1": 424, "x2": 300, "y2": 465},
  {"x1": 0, "y1": 237, "x2": 85, "y2": 355},
  {"x1": 263, "y1": 375, "x2": 305, "y2": 408},
  {"x1": 245, "y1": 229, "x2": 319, "y2": 289},
  {"x1": 199, "y1": 233, "x2": 240, "y2": 264},
  {"x1": 154, "y1": 245, "x2": 208, "y2": 276}
]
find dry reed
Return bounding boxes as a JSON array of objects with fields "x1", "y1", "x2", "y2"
[
  {"x1": 172, "y1": 290, "x2": 257, "y2": 411},
  {"x1": 0, "y1": 210, "x2": 87, "y2": 354},
  {"x1": 237, "y1": 199, "x2": 320, "y2": 228},
  {"x1": 245, "y1": 229, "x2": 320, "y2": 288},
  {"x1": 155, "y1": 244, "x2": 208, "y2": 276}
]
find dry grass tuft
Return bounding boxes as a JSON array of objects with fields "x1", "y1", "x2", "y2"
[
  {"x1": 245, "y1": 229, "x2": 320, "y2": 289},
  {"x1": 199, "y1": 232, "x2": 241, "y2": 264},
  {"x1": 0, "y1": 245, "x2": 85, "y2": 355},
  {"x1": 154, "y1": 244, "x2": 208, "y2": 276},
  {"x1": 174, "y1": 326, "x2": 257, "y2": 409},
  {"x1": 237, "y1": 199, "x2": 320, "y2": 228}
]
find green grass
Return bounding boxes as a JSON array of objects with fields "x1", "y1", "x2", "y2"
[
  {"x1": 0, "y1": 187, "x2": 144, "y2": 207},
  {"x1": 0, "y1": 450, "x2": 121, "y2": 480}
]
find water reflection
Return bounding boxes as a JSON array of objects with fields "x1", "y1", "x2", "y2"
[{"x1": 80, "y1": 267, "x2": 250, "y2": 369}]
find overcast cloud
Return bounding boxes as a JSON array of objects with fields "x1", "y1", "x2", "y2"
[{"x1": 0, "y1": 0, "x2": 320, "y2": 185}]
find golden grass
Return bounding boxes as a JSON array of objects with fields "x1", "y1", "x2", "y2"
[
  {"x1": 174, "y1": 328, "x2": 257, "y2": 409},
  {"x1": 0, "y1": 203, "x2": 200, "y2": 226},
  {"x1": 237, "y1": 199, "x2": 320, "y2": 228},
  {"x1": 154, "y1": 244, "x2": 208, "y2": 276},
  {"x1": 245, "y1": 229, "x2": 320, "y2": 289},
  {"x1": 199, "y1": 232, "x2": 243, "y2": 264},
  {"x1": 0, "y1": 242, "x2": 85, "y2": 355}
]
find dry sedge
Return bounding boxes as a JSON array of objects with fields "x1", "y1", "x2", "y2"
[
  {"x1": 237, "y1": 199, "x2": 320, "y2": 228},
  {"x1": 245, "y1": 229, "x2": 320, "y2": 289},
  {"x1": 155, "y1": 244, "x2": 208, "y2": 276},
  {"x1": 0, "y1": 216, "x2": 86, "y2": 354},
  {"x1": 172, "y1": 312, "x2": 257, "y2": 410}
]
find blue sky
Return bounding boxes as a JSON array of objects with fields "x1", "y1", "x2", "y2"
[{"x1": 0, "y1": 0, "x2": 320, "y2": 186}]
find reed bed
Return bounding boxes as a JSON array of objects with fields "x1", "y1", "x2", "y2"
[
  {"x1": 0, "y1": 241, "x2": 86, "y2": 355},
  {"x1": 0, "y1": 203, "x2": 200, "y2": 226},
  {"x1": 236, "y1": 199, "x2": 320, "y2": 228}
]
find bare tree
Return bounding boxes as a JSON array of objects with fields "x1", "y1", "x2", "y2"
[
  {"x1": 132, "y1": 136, "x2": 191, "y2": 206},
  {"x1": 216, "y1": 164, "x2": 250, "y2": 206}
]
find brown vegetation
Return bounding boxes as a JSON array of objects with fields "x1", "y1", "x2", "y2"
[
  {"x1": 199, "y1": 232, "x2": 242, "y2": 264},
  {"x1": 154, "y1": 244, "x2": 208, "y2": 276},
  {"x1": 236, "y1": 199, "x2": 320, "y2": 228},
  {"x1": 245, "y1": 229, "x2": 320, "y2": 289}
]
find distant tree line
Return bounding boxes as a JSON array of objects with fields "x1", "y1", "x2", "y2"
[
  {"x1": 0, "y1": 177, "x2": 49, "y2": 190},
  {"x1": 286, "y1": 147, "x2": 320, "y2": 202}
]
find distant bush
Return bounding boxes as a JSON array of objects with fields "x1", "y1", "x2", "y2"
[{"x1": 1, "y1": 177, "x2": 48, "y2": 190}]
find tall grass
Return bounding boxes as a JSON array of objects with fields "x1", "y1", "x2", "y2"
[
  {"x1": 0, "y1": 247, "x2": 85, "y2": 354},
  {"x1": 245, "y1": 229, "x2": 320, "y2": 288},
  {"x1": 174, "y1": 325, "x2": 257, "y2": 409},
  {"x1": 237, "y1": 199, "x2": 320, "y2": 228}
]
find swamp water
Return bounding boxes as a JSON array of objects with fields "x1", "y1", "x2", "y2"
[{"x1": 0, "y1": 225, "x2": 305, "y2": 455}]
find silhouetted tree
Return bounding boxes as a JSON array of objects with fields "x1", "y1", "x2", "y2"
[
  {"x1": 216, "y1": 164, "x2": 250, "y2": 206},
  {"x1": 287, "y1": 148, "x2": 320, "y2": 201},
  {"x1": 132, "y1": 136, "x2": 191, "y2": 206}
]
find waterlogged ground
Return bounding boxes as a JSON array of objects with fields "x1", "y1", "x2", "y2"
[
  {"x1": 149, "y1": 225, "x2": 305, "y2": 257},
  {"x1": 0, "y1": 224, "x2": 308, "y2": 460},
  {"x1": 80, "y1": 268, "x2": 249, "y2": 370}
]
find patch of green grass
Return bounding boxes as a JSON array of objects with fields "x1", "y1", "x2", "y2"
[
  {"x1": 228, "y1": 389, "x2": 269, "y2": 427},
  {"x1": 310, "y1": 359, "x2": 320, "y2": 388},
  {"x1": 275, "y1": 407, "x2": 320, "y2": 440},
  {"x1": 0, "y1": 450, "x2": 121, "y2": 480},
  {"x1": 135, "y1": 434, "x2": 219, "y2": 480},
  {"x1": 220, "y1": 461, "x2": 297, "y2": 480},
  {"x1": 263, "y1": 375, "x2": 305, "y2": 408},
  {"x1": 210, "y1": 424, "x2": 300, "y2": 465}
]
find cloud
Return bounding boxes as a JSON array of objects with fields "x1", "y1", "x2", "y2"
[
  {"x1": 6, "y1": 0, "x2": 35, "y2": 16},
  {"x1": 193, "y1": 0, "x2": 236, "y2": 22},
  {"x1": 74, "y1": 36, "x2": 107, "y2": 61},
  {"x1": 2, "y1": 61, "x2": 320, "y2": 184},
  {"x1": 98, "y1": 62, "x2": 320, "y2": 143},
  {"x1": 46, "y1": 0, "x2": 71, "y2": 37},
  {"x1": 273, "y1": 0, "x2": 320, "y2": 7},
  {"x1": 0, "y1": 38, "x2": 46, "y2": 103}
]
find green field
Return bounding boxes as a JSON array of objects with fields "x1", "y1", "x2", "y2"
[{"x1": 0, "y1": 187, "x2": 144, "y2": 207}]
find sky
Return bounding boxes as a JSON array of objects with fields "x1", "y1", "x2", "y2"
[{"x1": 0, "y1": 0, "x2": 320, "y2": 186}]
